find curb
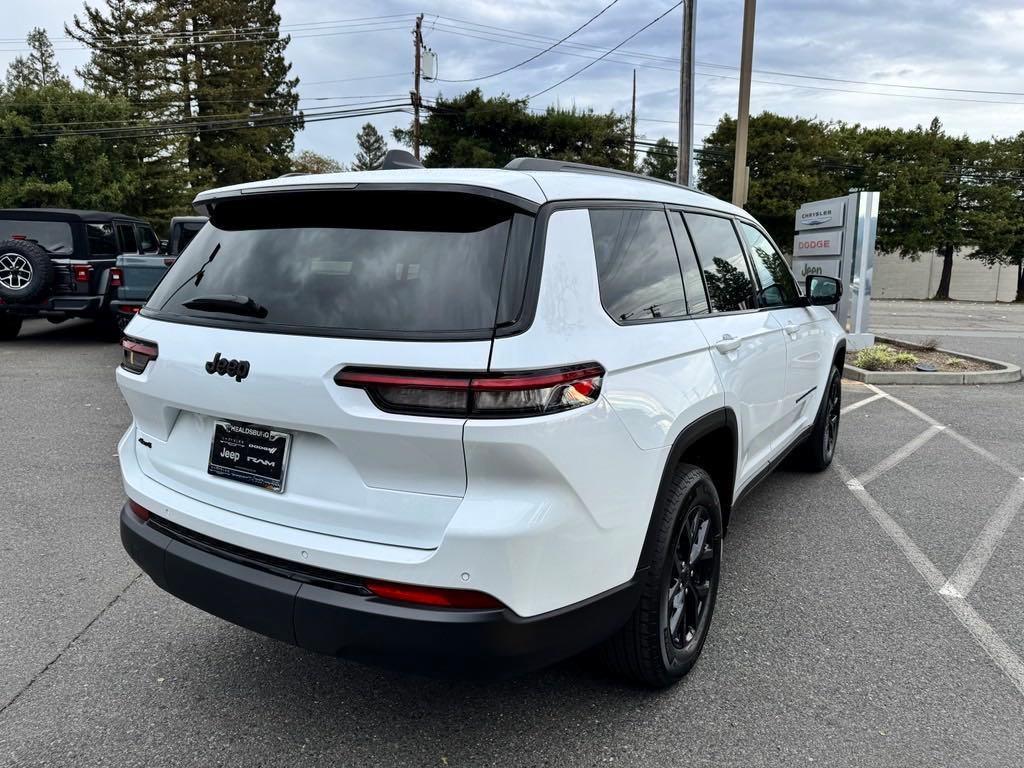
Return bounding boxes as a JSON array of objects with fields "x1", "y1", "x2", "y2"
[{"x1": 843, "y1": 336, "x2": 1022, "y2": 385}]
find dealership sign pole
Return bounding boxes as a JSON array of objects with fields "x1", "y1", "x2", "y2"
[{"x1": 791, "y1": 191, "x2": 879, "y2": 350}]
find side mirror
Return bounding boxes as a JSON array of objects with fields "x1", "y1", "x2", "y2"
[{"x1": 805, "y1": 275, "x2": 842, "y2": 306}]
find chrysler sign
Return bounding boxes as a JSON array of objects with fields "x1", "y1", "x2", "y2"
[
  {"x1": 794, "y1": 198, "x2": 846, "y2": 230},
  {"x1": 794, "y1": 231, "x2": 843, "y2": 258}
]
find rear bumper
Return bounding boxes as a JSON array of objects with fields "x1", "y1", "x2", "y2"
[
  {"x1": 0, "y1": 294, "x2": 105, "y2": 317},
  {"x1": 120, "y1": 503, "x2": 642, "y2": 677}
]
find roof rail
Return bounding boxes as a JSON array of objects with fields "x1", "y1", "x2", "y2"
[{"x1": 504, "y1": 157, "x2": 704, "y2": 194}]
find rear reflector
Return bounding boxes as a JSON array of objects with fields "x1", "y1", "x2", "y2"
[
  {"x1": 335, "y1": 363, "x2": 605, "y2": 418},
  {"x1": 365, "y1": 580, "x2": 504, "y2": 610},
  {"x1": 127, "y1": 499, "x2": 151, "y2": 521},
  {"x1": 121, "y1": 335, "x2": 158, "y2": 374}
]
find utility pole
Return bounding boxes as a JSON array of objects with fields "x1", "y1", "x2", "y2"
[
  {"x1": 629, "y1": 70, "x2": 637, "y2": 171},
  {"x1": 676, "y1": 0, "x2": 696, "y2": 185},
  {"x1": 731, "y1": 0, "x2": 756, "y2": 206},
  {"x1": 411, "y1": 13, "x2": 424, "y2": 160}
]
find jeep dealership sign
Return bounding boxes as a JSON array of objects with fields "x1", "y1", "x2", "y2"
[{"x1": 790, "y1": 192, "x2": 879, "y2": 350}]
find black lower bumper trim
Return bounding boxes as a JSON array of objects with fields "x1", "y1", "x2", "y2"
[{"x1": 120, "y1": 504, "x2": 642, "y2": 677}]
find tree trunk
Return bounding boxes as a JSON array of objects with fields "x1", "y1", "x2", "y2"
[{"x1": 933, "y1": 244, "x2": 954, "y2": 300}]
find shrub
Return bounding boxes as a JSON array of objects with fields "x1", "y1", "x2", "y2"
[
  {"x1": 944, "y1": 356, "x2": 967, "y2": 369},
  {"x1": 853, "y1": 344, "x2": 919, "y2": 371}
]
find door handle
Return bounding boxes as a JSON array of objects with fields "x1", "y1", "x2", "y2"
[
  {"x1": 784, "y1": 322, "x2": 799, "y2": 338},
  {"x1": 714, "y1": 334, "x2": 742, "y2": 354}
]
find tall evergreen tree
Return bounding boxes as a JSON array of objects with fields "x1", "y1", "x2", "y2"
[
  {"x1": 66, "y1": 0, "x2": 188, "y2": 226},
  {"x1": 179, "y1": 0, "x2": 302, "y2": 185},
  {"x1": 5, "y1": 29, "x2": 68, "y2": 90},
  {"x1": 352, "y1": 123, "x2": 387, "y2": 170}
]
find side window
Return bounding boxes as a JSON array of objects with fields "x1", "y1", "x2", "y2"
[
  {"x1": 589, "y1": 208, "x2": 687, "y2": 324},
  {"x1": 86, "y1": 223, "x2": 118, "y2": 256},
  {"x1": 116, "y1": 223, "x2": 138, "y2": 254},
  {"x1": 667, "y1": 213, "x2": 709, "y2": 315},
  {"x1": 684, "y1": 212, "x2": 757, "y2": 313},
  {"x1": 740, "y1": 222, "x2": 800, "y2": 307},
  {"x1": 136, "y1": 225, "x2": 160, "y2": 254}
]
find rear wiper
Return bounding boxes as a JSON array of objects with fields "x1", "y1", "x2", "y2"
[{"x1": 182, "y1": 294, "x2": 268, "y2": 318}]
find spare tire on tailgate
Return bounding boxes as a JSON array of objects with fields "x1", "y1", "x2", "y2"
[{"x1": 0, "y1": 239, "x2": 54, "y2": 304}]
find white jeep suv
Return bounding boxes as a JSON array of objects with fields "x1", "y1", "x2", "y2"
[{"x1": 117, "y1": 157, "x2": 845, "y2": 687}]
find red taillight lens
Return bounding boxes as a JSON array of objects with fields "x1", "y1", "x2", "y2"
[
  {"x1": 127, "y1": 499, "x2": 151, "y2": 521},
  {"x1": 110, "y1": 267, "x2": 123, "y2": 287},
  {"x1": 365, "y1": 580, "x2": 504, "y2": 610},
  {"x1": 118, "y1": 305, "x2": 141, "y2": 315},
  {"x1": 73, "y1": 264, "x2": 92, "y2": 283},
  {"x1": 335, "y1": 363, "x2": 605, "y2": 418},
  {"x1": 121, "y1": 335, "x2": 158, "y2": 374}
]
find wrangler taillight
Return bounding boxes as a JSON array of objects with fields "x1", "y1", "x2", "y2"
[
  {"x1": 335, "y1": 363, "x2": 605, "y2": 418},
  {"x1": 121, "y1": 336, "x2": 158, "y2": 374},
  {"x1": 110, "y1": 267, "x2": 123, "y2": 287},
  {"x1": 73, "y1": 264, "x2": 92, "y2": 282}
]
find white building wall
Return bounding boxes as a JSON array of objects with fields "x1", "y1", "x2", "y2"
[{"x1": 873, "y1": 249, "x2": 1017, "y2": 302}]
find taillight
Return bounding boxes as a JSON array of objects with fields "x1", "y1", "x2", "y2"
[
  {"x1": 118, "y1": 305, "x2": 141, "y2": 315},
  {"x1": 127, "y1": 499, "x2": 151, "y2": 522},
  {"x1": 73, "y1": 264, "x2": 92, "y2": 283},
  {"x1": 365, "y1": 579, "x2": 504, "y2": 610},
  {"x1": 335, "y1": 363, "x2": 605, "y2": 418},
  {"x1": 121, "y1": 336, "x2": 158, "y2": 374},
  {"x1": 110, "y1": 267, "x2": 123, "y2": 287}
]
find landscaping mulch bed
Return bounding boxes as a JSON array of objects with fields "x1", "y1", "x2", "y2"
[{"x1": 845, "y1": 341, "x2": 999, "y2": 373}]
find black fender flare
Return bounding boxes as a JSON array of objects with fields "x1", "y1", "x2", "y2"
[{"x1": 634, "y1": 407, "x2": 739, "y2": 573}]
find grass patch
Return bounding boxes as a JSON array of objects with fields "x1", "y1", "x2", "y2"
[{"x1": 854, "y1": 344, "x2": 919, "y2": 371}]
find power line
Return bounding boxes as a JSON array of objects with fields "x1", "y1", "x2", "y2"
[
  {"x1": 435, "y1": 0, "x2": 620, "y2": 83},
  {"x1": 528, "y1": 2, "x2": 683, "y2": 100}
]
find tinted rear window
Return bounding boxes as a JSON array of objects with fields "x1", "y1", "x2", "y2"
[
  {"x1": 87, "y1": 223, "x2": 118, "y2": 255},
  {"x1": 0, "y1": 220, "x2": 73, "y2": 254},
  {"x1": 146, "y1": 191, "x2": 533, "y2": 338}
]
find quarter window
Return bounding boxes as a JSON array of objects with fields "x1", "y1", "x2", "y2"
[
  {"x1": 740, "y1": 222, "x2": 799, "y2": 307},
  {"x1": 87, "y1": 223, "x2": 118, "y2": 256},
  {"x1": 590, "y1": 208, "x2": 687, "y2": 324},
  {"x1": 117, "y1": 223, "x2": 138, "y2": 253},
  {"x1": 684, "y1": 213, "x2": 757, "y2": 313}
]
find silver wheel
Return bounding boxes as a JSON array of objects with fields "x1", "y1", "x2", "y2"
[{"x1": 0, "y1": 253, "x2": 33, "y2": 291}]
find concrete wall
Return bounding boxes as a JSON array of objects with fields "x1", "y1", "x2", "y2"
[{"x1": 873, "y1": 250, "x2": 1019, "y2": 302}]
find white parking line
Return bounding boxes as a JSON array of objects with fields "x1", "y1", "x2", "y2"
[
  {"x1": 941, "y1": 478, "x2": 1024, "y2": 599},
  {"x1": 841, "y1": 392, "x2": 886, "y2": 415},
  {"x1": 835, "y1": 462, "x2": 1024, "y2": 699},
  {"x1": 857, "y1": 424, "x2": 945, "y2": 486},
  {"x1": 865, "y1": 383, "x2": 1022, "y2": 477}
]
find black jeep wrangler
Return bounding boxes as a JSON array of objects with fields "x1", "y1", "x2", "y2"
[{"x1": 0, "y1": 209, "x2": 161, "y2": 340}]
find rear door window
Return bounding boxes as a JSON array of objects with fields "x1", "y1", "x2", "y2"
[
  {"x1": 589, "y1": 208, "x2": 687, "y2": 323},
  {"x1": 117, "y1": 223, "x2": 138, "y2": 254},
  {"x1": 684, "y1": 212, "x2": 757, "y2": 313},
  {"x1": 146, "y1": 191, "x2": 533, "y2": 338},
  {"x1": 0, "y1": 220, "x2": 73, "y2": 254},
  {"x1": 136, "y1": 225, "x2": 160, "y2": 254}
]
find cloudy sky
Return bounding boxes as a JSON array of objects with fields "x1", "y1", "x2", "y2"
[{"x1": 3, "y1": 0, "x2": 1023, "y2": 168}]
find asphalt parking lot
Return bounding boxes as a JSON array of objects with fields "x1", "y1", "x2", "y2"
[{"x1": 2, "y1": 312, "x2": 1023, "y2": 767}]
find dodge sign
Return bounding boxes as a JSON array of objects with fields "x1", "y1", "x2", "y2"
[{"x1": 794, "y1": 231, "x2": 843, "y2": 258}]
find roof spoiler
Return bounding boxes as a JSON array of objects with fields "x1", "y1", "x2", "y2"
[{"x1": 381, "y1": 150, "x2": 424, "y2": 170}]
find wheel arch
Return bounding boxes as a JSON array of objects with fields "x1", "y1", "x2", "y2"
[{"x1": 635, "y1": 407, "x2": 738, "y2": 572}]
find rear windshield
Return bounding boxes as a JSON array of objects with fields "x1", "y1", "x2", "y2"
[
  {"x1": 173, "y1": 222, "x2": 204, "y2": 255},
  {"x1": 0, "y1": 220, "x2": 73, "y2": 254},
  {"x1": 145, "y1": 191, "x2": 534, "y2": 338}
]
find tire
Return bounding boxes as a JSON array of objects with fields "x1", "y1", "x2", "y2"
[
  {"x1": 115, "y1": 311, "x2": 133, "y2": 332},
  {"x1": 788, "y1": 365, "x2": 842, "y2": 472},
  {"x1": 0, "y1": 315, "x2": 22, "y2": 340},
  {"x1": 599, "y1": 463, "x2": 723, "y2": 687},
  {"x1": 0, "y1": 239, "x2": 54, "y2": 304}
]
